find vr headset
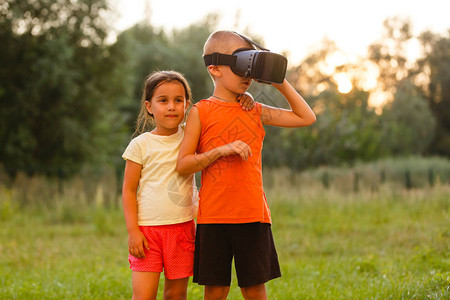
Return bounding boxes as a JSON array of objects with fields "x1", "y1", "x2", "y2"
[{"x1": 203, "y1": 32, "x2": 287, "y2": 84}]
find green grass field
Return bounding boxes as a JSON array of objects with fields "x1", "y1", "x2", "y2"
[{"x1": 1, "y1": 169, "x2": 449, "y2": 299}]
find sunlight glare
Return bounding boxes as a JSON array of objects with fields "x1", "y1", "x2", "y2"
[
  {"x1": 335, "y1": 73, "x2": 352, "y2": 94},
  {"x1": 368, "y1": 90, "x2": 392, "y2": 114}
]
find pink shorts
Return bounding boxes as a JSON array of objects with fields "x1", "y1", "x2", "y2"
[{"x1": 128, "y1": 220, "x2": 195, "y2": 279}]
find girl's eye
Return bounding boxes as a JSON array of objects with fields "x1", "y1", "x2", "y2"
[{"x1": 176, "y1": 98, "x2": 184, "y2": 103}]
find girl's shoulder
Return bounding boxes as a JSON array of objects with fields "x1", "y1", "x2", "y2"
[
  {"x1": 128, "y1": 131, "x2": 150, "y2": 143},
  {"x1": 125, "y1": 132, "x2": 155, "y2": 150},
  {"x1": 132, "y1": 131, "x2": 152, "y2": 141}
]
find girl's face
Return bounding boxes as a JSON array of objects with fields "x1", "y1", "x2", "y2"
[{"x1": 145, "y1": 81, "x2": 188, "y2": 136}]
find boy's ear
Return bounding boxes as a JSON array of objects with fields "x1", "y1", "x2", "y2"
[{"x1": 208, "y1": 65, "x2": 221, "y2": 77}]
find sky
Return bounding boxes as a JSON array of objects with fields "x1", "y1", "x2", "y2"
[{"x1": 111, "y1": 0, "x2": 450, "y2": 66}]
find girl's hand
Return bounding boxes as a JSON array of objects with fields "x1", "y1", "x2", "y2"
[
  {"x1": 128, "y1": 229, "x2": 149, "y2": 258},
  {"x1": 218, "y1": 140, "x2": 252, "y2": 161},
  {"x1": 238, "y1": 92, "x2": 255, "y2": 111}
]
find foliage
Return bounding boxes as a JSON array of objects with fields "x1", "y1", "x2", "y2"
[
  {"x1": 111, "y1": 16, "x2": 217, "y2": 147},
  {"x1": 381, "y1": 80, "x2": 436, "y2": 155},
  {"x1": 0, "y1": 4, "x2": 449, "y2": 177},
  {"x1": 0, "y1": 0, "x2": 130, "y2": 177},
  {"x1": 369, "y1": 17, "x2": 450, "y2": 157},
  {"x1": 258, "y1": 41, "x2": 386, "y2": 169},
  {"x1": 368, "y1": 16, "x2": 413, "y2": 94},
  {"x1": 416, "y1": 29, "x2": 450, "y2": 156}
]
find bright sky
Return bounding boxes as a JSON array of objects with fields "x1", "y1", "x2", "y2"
[{"x1": 111, "y1": 0, "x2": 450, "y2": 66}]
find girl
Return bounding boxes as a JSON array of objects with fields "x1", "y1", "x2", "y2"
[{"x1": 122, "y1": 70, "x2": 254, "y2": 300}]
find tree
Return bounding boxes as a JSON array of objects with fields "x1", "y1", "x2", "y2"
[
  {"x1": 281, "y1": 40, "x2": 385, "y2": 169},
  {"x1": 112, "y1": 23, "x2": 172, "y2": 133},
  {"x1": 380, "y1": 80, "x2": 436, "y2": 155},
  {"x1": 0, "y1": 0, "x2": 129, "y2": 177},
  {"x1": 368, "y1": 17, "x2": 449, "y2": 156},
  {"x1": 415, "y1": 30, "x2": 450, "y2": 156},
  {"x1": 114, "y1": 15, "x2": 218, "y2": 137},
  {"x1": 368, "y1": 16, "x2": 413, "y2": 95},
  {"x1": 171, "y1": 14, "x2": 218, "y2": 102}
]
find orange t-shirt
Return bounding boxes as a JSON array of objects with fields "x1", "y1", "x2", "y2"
[{"x1": 194, "y1": 98, "x2": 271, "y2": 224}]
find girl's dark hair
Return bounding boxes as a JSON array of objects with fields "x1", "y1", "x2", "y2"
[{"x1": 134, "y1": 70, "x2": 192, "y2": 137}]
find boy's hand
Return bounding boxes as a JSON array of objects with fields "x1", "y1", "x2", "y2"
[
  {"x1": 238, "y1": 92, "x2": 255, "y2": 111},
  {"x1": 219, "y1": 140, "x2": 252, "y2": 160},
  {"x1": 128, "y1": 229, "x2": 149, "y2": 258}
]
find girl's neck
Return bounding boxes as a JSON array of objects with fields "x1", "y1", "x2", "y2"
[{"x1": 151, "y1": 126, "x2": 179, "y2": 136}]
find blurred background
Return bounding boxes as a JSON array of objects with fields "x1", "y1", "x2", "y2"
[
  {"x1": 1, "y1": 0, "x2": 449, "y2": 183},
  {"x1": 1, "y1": 1, "x2": 449, "y2": 299}
]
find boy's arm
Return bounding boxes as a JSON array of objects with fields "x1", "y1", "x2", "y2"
[
  {"x1": 261, "y1": 80, "x2": 316, "y2": 127},
  {"x1": 177, "y1": 106, "x2": 252, "y2": 176}
]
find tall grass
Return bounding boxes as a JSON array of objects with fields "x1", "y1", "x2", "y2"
[
  {"x1": 0, "y1": 156, "x2": 449, "y2": 299},
  {"x1": 0, "y1": 169, "x2": 121, "y2": 224},
  {"x1": 263, "y1": 156, "x2": 450, "y2": 192}
]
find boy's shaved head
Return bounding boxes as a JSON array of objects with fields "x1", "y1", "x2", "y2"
[{"x1": 203, "y1": 30, "x2": 253, "y2": 56}]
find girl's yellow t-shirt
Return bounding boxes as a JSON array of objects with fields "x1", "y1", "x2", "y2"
[{"x1": 122, "y1": 127, "x2": 197, "y2": 225}]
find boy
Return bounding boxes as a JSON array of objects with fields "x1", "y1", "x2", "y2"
[{"x1": 177, "y1": 30, "x2": 316, "y2": 300}]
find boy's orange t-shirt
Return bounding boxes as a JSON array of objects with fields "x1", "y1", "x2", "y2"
[{"x1": 194, "y1": 98, "x2": 271, "y2": 224}]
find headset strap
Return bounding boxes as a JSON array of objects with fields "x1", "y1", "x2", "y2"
[
  {"x1": 203, "y1": 53, "x2": 236, "y2": 67},
  {"x1": 233, "y1": 32, "x2": 269, "y2": 51}
]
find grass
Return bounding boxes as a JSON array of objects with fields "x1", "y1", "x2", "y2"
[
  {"x1": 0, "y1": 162, "x2": 449, "y2": 299},
  {"x1": 265, "y1": 186, "x2": 449, "y2": 299}
]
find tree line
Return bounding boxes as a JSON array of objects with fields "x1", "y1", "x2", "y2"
[{"x1": 0, "y1": 0, "x2": 449, "y2": 178}]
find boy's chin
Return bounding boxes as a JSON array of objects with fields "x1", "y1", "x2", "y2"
[{"x1": 236, "y1": 86, "x2": 251, "y2": 94}]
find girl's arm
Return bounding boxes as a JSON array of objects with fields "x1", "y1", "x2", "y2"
[
  {"x1": 177, "y1": 106, "x2": 252, "y2": 176},
  {"x1": 261, "y1": 79, "x2": 316, "y2": 127},
  {"x1": 122, "y1": 160, "x2": 149, "y2": 258}
]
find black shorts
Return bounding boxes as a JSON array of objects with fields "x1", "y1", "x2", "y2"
[{"x1": 193, "y1": 222, "x2": 281, "y2": 287}]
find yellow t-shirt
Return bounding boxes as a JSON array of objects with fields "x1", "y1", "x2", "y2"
[{"x1": 122, "y1": 127, "x2": 197, "y2": 225}]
